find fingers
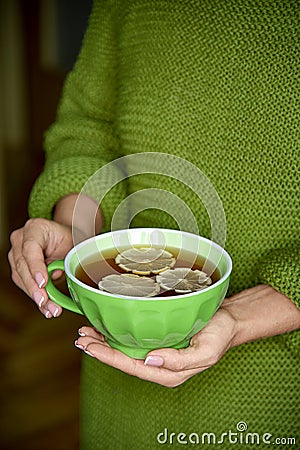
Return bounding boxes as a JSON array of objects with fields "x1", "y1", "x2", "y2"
[
  {"x1": 74, "y1": 327, "x2": 202, "y2": 387},
  {"x1": 9, "y1": 245, "x2": 46, "y2": 316},
  {"x1": 74, "y1": 320, "x2": 232, "y2": 387},
  {"x1": 9, "y1": 243, "x2": 62, "y2": 318},
  {"x1": 77, "y1": 326, "x2": 106, "y2": 340},
  {"x1": 76, "y1": 326, "x2": 204, "y2": 371},
  {"x1": 22, "y1": 221, "x2": 50, "y2": 288},
  {"x1": 9, "y1": 220, "x2": 48, "y2": 292},
  {"x1": 8, "y1": 219, "x2": 64, "y2": 318}
]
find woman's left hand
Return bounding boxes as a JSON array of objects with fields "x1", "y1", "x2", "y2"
[
  {"x1": 75, "y1": 285, "x2": 300, "y2": 387},
  {"x1": 74, "y1": 300, "x2": 237, "y2": 388}
]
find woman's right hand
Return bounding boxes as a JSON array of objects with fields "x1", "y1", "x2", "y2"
[{"x1": 8, "y1": 218, "x2": 74, "y2": 318}]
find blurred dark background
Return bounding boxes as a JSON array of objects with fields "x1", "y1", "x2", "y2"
[{"x1": 0, "y1": 1, "x2": 92, "y2": 448}]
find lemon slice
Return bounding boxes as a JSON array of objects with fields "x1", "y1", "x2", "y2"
[
  {"x1": 98, "y1": 273, "x2": 160, "y2": 297},
  {"x1": 115, "y1": 247, "x2": 176, "y2": 275},
  {"x1": 156, "y1": 268, "x2": 212, "y2": 294}
]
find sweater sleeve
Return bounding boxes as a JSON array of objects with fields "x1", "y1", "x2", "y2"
[
  {"x1": 257, "y1": 247, "x2": 300, "y2": 310},
  {"x1": 28, "y1": 0, "x2": 125, "y2": 231}
]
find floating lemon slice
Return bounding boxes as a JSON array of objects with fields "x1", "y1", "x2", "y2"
[
  {"x1": 98, "y1": 273, "x2": 160, "y2": 297},
  {"x1": 156, "y1": 268, "x2": 212, "y2": 294},
  {"x1": 115, "y1": 247, "x2": 176, "y2": 275}
]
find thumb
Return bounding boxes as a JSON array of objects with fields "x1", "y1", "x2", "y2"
[{"x1": 144, "y1": 344, "x2": 201, "y2": 372}]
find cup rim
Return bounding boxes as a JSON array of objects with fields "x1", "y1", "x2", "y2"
[{"x1": 64, "y1": 228, "x2": 232, "y2": 301}]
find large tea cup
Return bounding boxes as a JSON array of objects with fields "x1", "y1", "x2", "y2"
[{"x1": 46, "y1": 228, "x2": 232, "y2": 359}]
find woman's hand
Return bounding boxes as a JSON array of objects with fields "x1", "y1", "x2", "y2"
[
  {"x1": 75, "y1": 307, "x2": 236, "y2": 387},
  {"x1": 8, "y1": 218, "x2": 73, "y2": 318},
  {"x1": 8, "y1": 193, "x2": 102, "y2": 319},
  {"x1": 75, "y1": 285, "x2": 300, "y2": 387}
]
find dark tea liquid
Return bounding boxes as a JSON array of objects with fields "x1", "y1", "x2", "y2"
[{"x1": 75, "y1": 246, "x2": 220, "y2": 297}]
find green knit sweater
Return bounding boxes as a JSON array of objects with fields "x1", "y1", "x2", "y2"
[{"x1": 29, "y1": 1, "x2": 300, "y2": 448}]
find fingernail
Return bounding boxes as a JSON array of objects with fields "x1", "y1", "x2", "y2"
[
  {"x1": 78, "y1": 329, "x2": 86, "y2": 336},
  {"x1": 74, "y1": 340, "x2": 84, "y2": 350},
  {"x1": 84, "y1": 349, "x2": 95, "y2": 358},
  {"x1": 45, "y1": 310, "x2": 52, "y2": 319},
  {"x1": 35, "y1": 272, "x2": 46, "y2": 289},
  {"x1": 47, "y1": 303, "x2": 60, "y2": 318},
  {"x1": 144, "y1": 355, "x2": 164, "y2": 367},
  {"x1": 33, "y1": 291, "x2": 45, "y2": 308}
]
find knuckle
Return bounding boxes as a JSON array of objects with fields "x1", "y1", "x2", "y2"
[
  {"x1": 130, "y1": 359, "x2": 139, "y2": 378},
  {"x1": 24, "y1": 217, "x2": 48, "y2": 233},
  {"x1": 9, "y1": 229, "x2": 20, "y2": 245},
  {"x1": 209, "y1": 354, "x2": 220, "y2": 367},
  {"x1": 11, "y1": 271, "x2": 19, "y2": 285},
  {"x1": 176, "y1": 361, "x2": 185, "y2": 372},
  {"x1": 22, "y1": 238, "x2": 36, "y2": 253},
  {"x1": 171, "y1": 373, "x2": 189, "y2": 388},
  {"x1": 165, "y1": 377, "x2": 183, "y2": 389},
  {"x1": 7, "y1": 248, "x2": 13, "y2": 264},
  {"x1": 201, "y1": 348, "x2": 220, "y2": 367},
  {"x1": 15, "y1": 255, "x2": 25, "y2": 274},
  {"x1": 24, "y1": 218, "x2": 40, "y2": 230},
  {"x1": 164, "y1": 380, "x2": 176, "y2": 388},
  {"x1": 172, "y1": 357, "x2": 186, "y2": 372}
]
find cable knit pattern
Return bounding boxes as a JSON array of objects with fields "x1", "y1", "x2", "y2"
[{"x1": 28, "y1": 1, "x2": 300, "y2": 448}]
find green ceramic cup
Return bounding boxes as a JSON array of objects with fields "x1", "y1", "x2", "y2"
[{"x1": 46, "y1": 228, "x2": 232, "y2": 359}]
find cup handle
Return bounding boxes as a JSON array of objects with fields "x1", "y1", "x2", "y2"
[{"x1": 46, "y1": 260, "x2": 84, "y2": 315}]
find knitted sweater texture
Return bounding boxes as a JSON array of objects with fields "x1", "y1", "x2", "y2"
[{"x1": 29, "y1": 1, "x2": 299, "y2": 448}]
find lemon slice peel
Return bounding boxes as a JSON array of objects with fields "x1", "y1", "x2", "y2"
[
  {"x1": 115, "y1": 247, "x2": 176, "y2": 275},
  {"x1": 156, "y1": 268, "x2": 212, "y2": 294},
  {"x1": 98, "y1": 273, "x2": 160, "y2": 297}
]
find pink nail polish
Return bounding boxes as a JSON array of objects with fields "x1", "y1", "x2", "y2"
[
  {"x1": 84, "y1": 349, "x2": 95, "y2": 358},
  {"x1": 33, "y1": 291, "x2": 45, "y2": 308},
  {"x1": 78, "y1": 329, "x2": 86, "y2": 336},
  {"x1": 144, "y1": 355, "x2": 164, "y2": 367},
  {"x1": 74, "y1": 340, "x2": 84, "y2": 350},
  {"x1": 45, "y1": 311, "x2": 52, "y2": 319},
  {"x1": 35, "y1": 272, "x2": 46, "y2": 289}
]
